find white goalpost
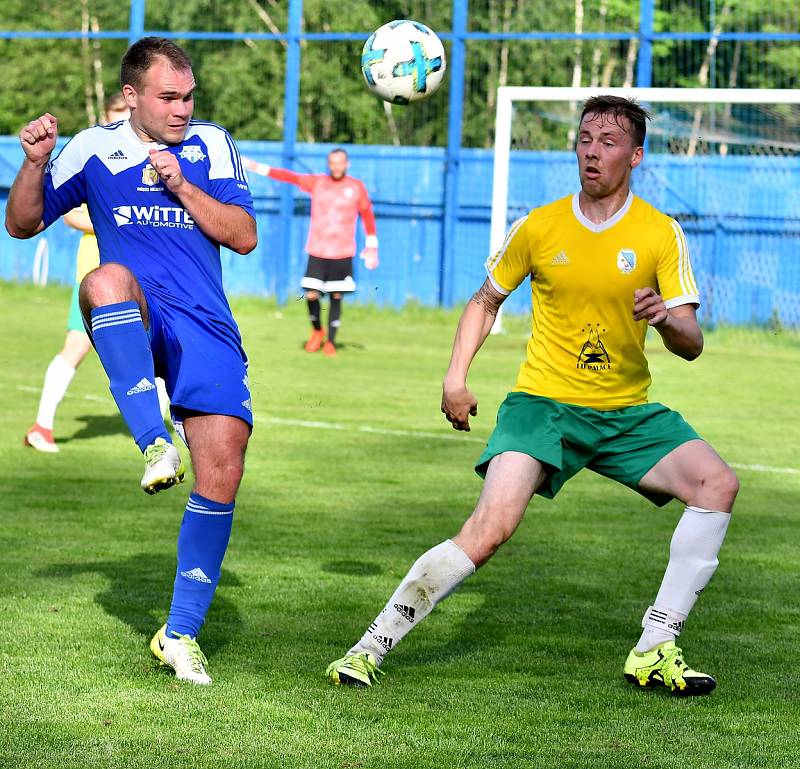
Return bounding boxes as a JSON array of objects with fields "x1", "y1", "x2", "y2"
[{"x1": 489, "y1": 86, "x2": 800, "y2": 332}]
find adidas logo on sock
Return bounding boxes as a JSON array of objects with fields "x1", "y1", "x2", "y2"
[
  {"x1": 107, "y1": 149, "x2": 127, "y2": 160},
  {"x1": 127, "y1": 378, "x2": 156, "y2": 395},
  {"x1": 180, "y1": 567, "x2": 212, "y2": 583},
  {"x1": 550, "y1": 250, "x2": 570, "y2": 265},
  {"x1": 371, "y1": 633, "x2": 393, "y2": 652},
  {"x1": 645, "y1": 606, "x2": 685, "y2": 634},
  {"x1": 393, "y1": 603, "x2": 416, "y2": 623}
]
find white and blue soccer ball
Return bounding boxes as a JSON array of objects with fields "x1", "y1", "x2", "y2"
[{"x1": 361, "y1": 20, "x2": 446, "y2": 105}]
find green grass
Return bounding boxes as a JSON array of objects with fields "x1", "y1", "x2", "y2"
[{"x1": 1, "y1": 280, "x2": 798, "y2": 769}]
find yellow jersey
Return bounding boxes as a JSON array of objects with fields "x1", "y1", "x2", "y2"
[
  {"x1": 73, "y1": 205, "x2": 99, "y2": 283},
  {"x1": 486, "y1": 193, "x2": 699, "y2": 409}
]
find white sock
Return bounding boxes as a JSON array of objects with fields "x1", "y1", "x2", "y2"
[
  {"x1": 349, "y1": 539, "x2": 476, "y2": 665},
  {"x1": 35, "y1": 354, "x2": 76, "y2": 430},
  {"x1": 155, "y1": 377, "x2": 170, "y2": 419},
  {"x1": 636, "y1": 506, "x2": 731, "y2": 652}
]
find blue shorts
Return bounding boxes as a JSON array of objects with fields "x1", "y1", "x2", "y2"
[{"x1": 143, "y1": 287, "x2": 253, "y2": 432}]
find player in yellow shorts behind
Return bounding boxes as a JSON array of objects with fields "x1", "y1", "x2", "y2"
[
  {"x1": 327, "y1": 95, "x2": 739, "y2": 696},
  {"x1": 24, "y1": 94, "x2": 167, "y2": 453}
]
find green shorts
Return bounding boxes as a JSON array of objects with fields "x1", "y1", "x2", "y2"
[
  {"x1": 475, "y1": 392, "x2": 701, "y2": 507},
  {"x1": 66, "y1": 283, "x2": 86, "y2": 332}
]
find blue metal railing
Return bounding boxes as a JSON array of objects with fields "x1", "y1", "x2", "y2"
[{"x1": 1, "y1": 0, "x2": 798, "y2": 319}]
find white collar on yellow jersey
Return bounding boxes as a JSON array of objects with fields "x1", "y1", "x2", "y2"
[{"x1": 572, "y1": 191, "x2": 634, "y2": 233}]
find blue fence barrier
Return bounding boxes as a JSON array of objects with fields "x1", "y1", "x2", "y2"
[{"x1": 1, "y1": 136, "x2": 798, "y2": 326}]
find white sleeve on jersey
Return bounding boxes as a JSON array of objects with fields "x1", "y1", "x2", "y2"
[
  {"x1": 191, "y1": 124, "x2": 246, "y2": 183},
  {"x1": 48, "y1": 132, "x2": 85, "y2": 190}
]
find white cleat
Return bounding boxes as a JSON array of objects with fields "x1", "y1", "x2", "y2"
[
  {"x1": 140, "y1": 437, "x2": 185, "y2": 495},
  {"x1": 150, "y1": 624, "x2": 212, "y2": 685}
]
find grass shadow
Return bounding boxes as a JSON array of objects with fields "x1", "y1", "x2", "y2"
[
  {"x1": 36, "y1": 553, "x2": 242, "y2": 654},
  {"x1": 58, "y1": 413, "x2": 130, "y2": 444}
]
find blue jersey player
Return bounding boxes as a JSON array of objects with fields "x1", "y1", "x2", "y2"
[{"x1": 6, "y1": 38, "x2": 258, "y2": 685}]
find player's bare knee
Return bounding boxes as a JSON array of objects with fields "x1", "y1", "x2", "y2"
[
  {"x1": 305, "y1": 290, "x2": 320, "y2": 301},
  {"x1": 694, "y1": 464, "x2": 739, "y2": 511},
  {"x1": 80, "y1": 262, "x2": 140, "y2": 308},
  {"x1": 458, "y1": 514, "x2": 513, "y2": 565},
  {"x1": 196, "y1": 456, "x2": 244, "y2": 501},
  {"x1": 716, "y1": 466, "x2": 740, "y2": 509}
]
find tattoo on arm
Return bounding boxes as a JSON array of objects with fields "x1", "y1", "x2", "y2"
[{"x1": 470, "y1": 280, "x2": 505, "y2": 317}]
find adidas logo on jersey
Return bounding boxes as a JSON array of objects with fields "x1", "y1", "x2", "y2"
[
  {"x1": 551, "y1": 250, "x2": 570, "y2": 265},
  {"x1": 180, "y1": 567, "x2": 212, "y2": 584},
  {"x1": 126, "y1": 378, "x2": 156, "y2": 395},
  {"x1": 394, "y1": 603, "x2": 416, "y2": 623},
  {"x1": 107, "y1": 149, "x2": 127, "y2": 160}
]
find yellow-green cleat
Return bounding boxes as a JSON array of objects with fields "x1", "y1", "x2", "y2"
[
  {"x1": 326, "y1": 651, "x2": 384, "y2": 688},
  {"x1": 141, "y1": 437, "x2": 185, "y2": 495},
  {"x1": 624, "y1": 640, "x2": 716, "y2": 696}
]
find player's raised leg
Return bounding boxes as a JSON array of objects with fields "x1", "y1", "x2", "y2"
[
  {"x1": 151, "y1": 414, "x2": 249, "y2": 685},
  {"x1": 624, "y1": 439, "x2": 739, "y2": 695},
  {"x1": 326, "y1": 451, "x2": 545, "y2": 686},
  {"x1": 79, "y1": 262, "x2": 181, "y2": 493}
]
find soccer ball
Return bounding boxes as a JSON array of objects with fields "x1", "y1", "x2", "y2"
[{"x1": 361, "y1": 20, "x2": 446, "y2": 105}]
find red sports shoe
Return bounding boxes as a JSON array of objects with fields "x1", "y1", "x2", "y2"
[
  {"x1": 322, "y1": 340, "x2": 337, "y2": 357},
  {"x1": 304, "y1": 328, "x2": 325, "y2": 352},
  {"x1": 24, "y1": 423, "x2": 59, "y2": 453}
]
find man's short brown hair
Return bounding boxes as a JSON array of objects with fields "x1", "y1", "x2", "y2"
[
  {"x1": 105, "y1": 91, "x2": 126, "y2": 112},
  {"x1": 121, "y1": 37, "x2": 192, "y2": 90},
  {"x1": 580, "y1": 95, "x2": 651, "y2": 147}
]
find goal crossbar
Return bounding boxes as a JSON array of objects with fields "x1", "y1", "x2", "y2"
[{"x1": 490, "y1": 86, "x2": 800, "y2": 255}]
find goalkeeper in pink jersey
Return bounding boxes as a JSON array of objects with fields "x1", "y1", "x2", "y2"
[{"x1": 244, "y1": 148, "x2": 378, "y2": 356}]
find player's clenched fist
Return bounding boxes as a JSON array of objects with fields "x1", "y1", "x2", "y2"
[
  {"x1": 19, "y1": 114, "x2": 58, "y2": 165},
  {"x1": 149, "y1": 148, "x2": 185, "y2": 192},
  {"x1": 441, "y1": 384, "x2": 478, "y2": 432}
]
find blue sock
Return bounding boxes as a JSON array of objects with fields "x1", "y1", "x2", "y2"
[
  {"x1": 166, "y1": 493, "x2": 235, "y2": 639},
  {"x1": 90, "y1": 301, "x2": 170, "y2": 452}
]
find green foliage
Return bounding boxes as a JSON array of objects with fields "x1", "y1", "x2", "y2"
[{"x1": 0, "y1": 1, "x2": 797, "y2": 144}]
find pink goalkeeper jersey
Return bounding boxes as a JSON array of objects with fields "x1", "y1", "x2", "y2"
[{"x1": 268, "y1": 169, "x2": 376, "y2": 259}]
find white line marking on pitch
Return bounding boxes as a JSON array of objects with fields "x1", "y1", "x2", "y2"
[
  {"x1": 256, "y1": 414, "x2": 479, "y2": 443},
  {"x1": 12, "y1": 384, "x2": 799, "y2": 476}
]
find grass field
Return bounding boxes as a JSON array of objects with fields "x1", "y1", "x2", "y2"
[{"x1": 1, "y1": 280, "x2": 799, "y2": 769}]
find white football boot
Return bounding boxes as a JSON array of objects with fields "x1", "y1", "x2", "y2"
[
  {"x1": 140, "y1": 437, "x2": 185, "y2": 494},
  {"x1": 150, "y1": 624, "x2": 212, "y2": 685}
]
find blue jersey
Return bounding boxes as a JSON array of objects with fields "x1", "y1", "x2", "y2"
[{"x1": 42, "y1": 119, "x2": 254, "y2": 340}]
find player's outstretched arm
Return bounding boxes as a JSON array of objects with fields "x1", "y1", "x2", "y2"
[
  {"x1": 148, "y1": 148, "x2": 257, "y2": 254},
  {"x1": 241, "y1": 157, "x2": 312, "y2": 191},
  {"x1": 442, "y1": 279, "x2": 507, "y2": 431},
  {"x1": 633, "y1": 288, "x2": 703, "y2": 360},
  {"x1": 5, "y1": 113, "x2": 58, "y2": 238}
]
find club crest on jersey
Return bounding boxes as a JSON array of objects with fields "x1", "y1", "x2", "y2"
[
  {"x1": 577, "y1": 323, "x2": 611, "y2": 371},
  {"x1": 141, "y1": 165, "x2": 160, "y2": 186},
  {"x1": 617, "y1": 249, "x2": 636, "y2": 274},
  {"x1": 179, "y1": 145, "x2": 206, "y2": 163}
]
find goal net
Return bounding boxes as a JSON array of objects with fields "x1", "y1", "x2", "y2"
[{"x1": 490, "y1": 87, "x2": 800, "y2": 328}]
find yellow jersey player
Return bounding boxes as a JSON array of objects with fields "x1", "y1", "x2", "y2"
[{"x1": 326, "y1": 95, "x2": 739, "y2": 696}]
